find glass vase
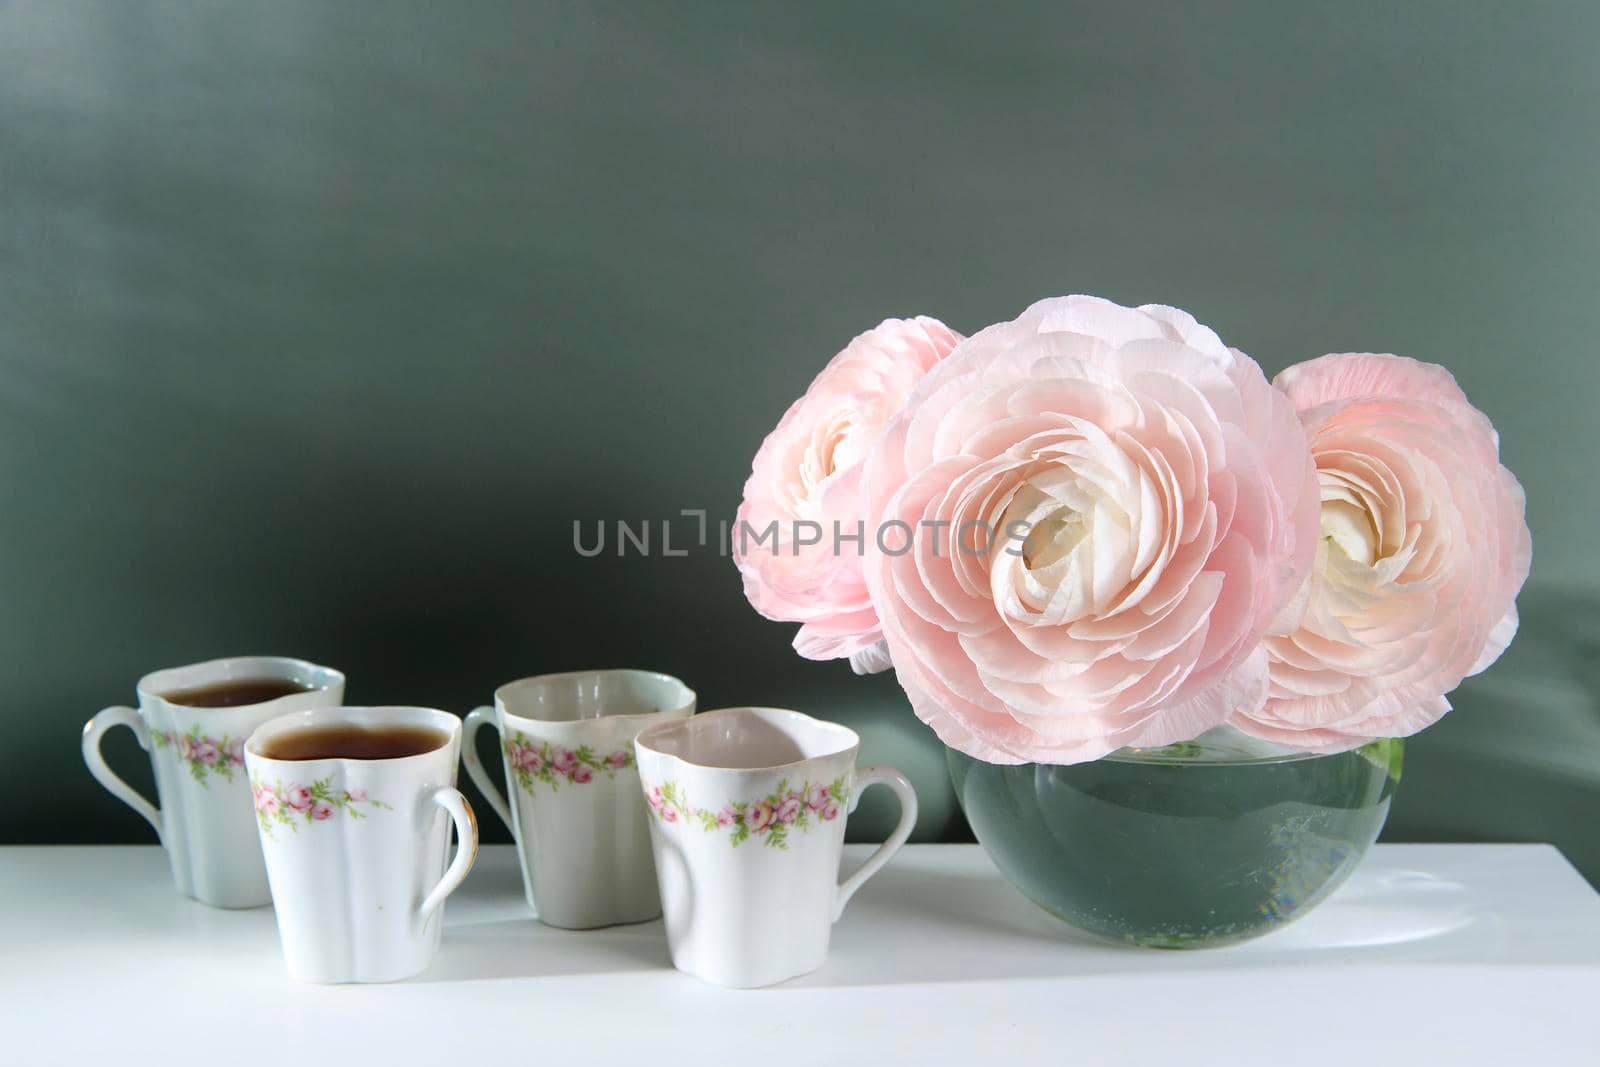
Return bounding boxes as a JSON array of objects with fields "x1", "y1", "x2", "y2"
[{"x1": 948, "y1": 727, "x2": 1403, "y2": 948}]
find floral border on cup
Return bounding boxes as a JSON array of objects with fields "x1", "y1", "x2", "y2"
[
  {"x1": 151, "y1": 726, "x2": 246, "y2": 786},
  {"x1": 644, "y1": 777, "x2": 848, "y2": 850},
  {"x1": 251, "y1": 775, "x2": 392, "y2": 837},
  {"x1": 504, "y1": 731, "x2": 633, "y2": 792}
]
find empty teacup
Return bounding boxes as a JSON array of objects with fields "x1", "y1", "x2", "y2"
[
  {"x1": 81, "y1": 656, "x2": 345, "y2": 907},
  {"x1": 461, "y1": 669, "x2": 696, "y2": 929},
  {"x1": 633, "y1": 706, "x2": 918, "y2": 988},
  {"x1": 245, "y1": 706, "x2": 478, "y2": 983}
]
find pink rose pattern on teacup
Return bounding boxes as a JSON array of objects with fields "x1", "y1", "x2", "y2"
[
  {"x1": 504, "y1": 732, "x2": 634, "y2": 793},
  {"x1": 151, "y1": 725, "x2": 247, "y2": 786},
  {"x1": 251, "y1": 775, "x2": 392, "y2": 838},
  {"x1": 645, "y1": 777, "x2": 849, "y2": 850}
]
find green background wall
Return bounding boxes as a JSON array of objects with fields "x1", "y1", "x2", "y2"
[{"x1": 3, "y1": 2, "x2": 1596, "y2": 877}]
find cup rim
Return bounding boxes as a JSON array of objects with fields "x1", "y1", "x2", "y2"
[
  {"x1": 634, "y1": 706, "x2": 859, "y2": 772},
  {"x1": 138, "y1": 656, "x2": 345, "y2": 710},
  {"x1": 245, "y1": 706, "x2": 460, "y2": 765},
  {"x1": 493, "y1": 668, "x2": 696, "y2": 725}
]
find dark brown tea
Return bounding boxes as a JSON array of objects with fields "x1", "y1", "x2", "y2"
[
  {"x1": 260, "y1": 724, "x2": 447, "y2": 761},
  {"x1": 162, "y1": 678, "x2": 317, "y2": 708}
]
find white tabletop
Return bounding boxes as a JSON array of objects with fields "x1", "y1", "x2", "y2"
[{"x1": 4, "y1": 843, "x2": 1598, "y2": 1065}]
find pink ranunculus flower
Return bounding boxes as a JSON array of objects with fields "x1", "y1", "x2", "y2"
[
  {"x1": 821, "y1": 801, "x2": 841, "y2": 821},
  {"x1": 606, "y1": 750, "x2": 629, "y2": 770},
  {"x1": 776, "y1": 796, "x2": 802, "y2": 824},
  {"x1": 735, "y1": 317, "x2": 965, "y2": 674},
  {"x1": 310, "y1": 801, "x2": 335, "y2": 821},
  {"x1": 346, "y1": 787, "x2": 368, "y2": 802},
  {"x1": 716, "y1": 806, "x2": 736, "y2": 828},
  {"x1": 572, "y1": 766, "x2": 594, "y2": 784},
  {"x1": 746, "y1": 800, "x2": 776, "y2": 833},
  {"x1": 552, "y1": 748, "x2": 578, "y2": 775},
  {"x1": 285, "y1": 785, "x2": 314, "y2": 812},
  {"x1": 805, "y1": 783, "x2": 828, "y2": 812},
  {"x1": 1231, "y1": 353, "x2": 1531, "y2": 751},
  {"x1": 861, "y1": 296, "x2": 1321, "y2": 765}
]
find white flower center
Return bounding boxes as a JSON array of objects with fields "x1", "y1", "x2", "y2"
[
  {"x1": 798, "y1": 408, "x2": 863, "y2": 504},
  {"x1": 1021, "y1": 506, "x2": 1091, "y2": 570},
  {"x1": 1321, "y1": 498, "x2": 1378, "y2": 567},
  {"x1": 998, "y1": 466, "x2": 1138, "y2": 625}
]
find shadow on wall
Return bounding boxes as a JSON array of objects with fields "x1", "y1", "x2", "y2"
[{"x1": 1384, "y1": 583, "x2": 1600, "y2": 886}]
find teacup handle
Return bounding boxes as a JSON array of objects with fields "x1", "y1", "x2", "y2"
[
  {"x1": 82, "y1": 706, "x2": 163, "y2": 843},
  {"x1": 460, "y1": 706, "x2": 513, "y2": 829},
  {"x1": 418, "y1": 786, "x2": 478, "y2": 922},
  {"x1": 832, "y1": 763, "x2": 918, "y2": 922}
]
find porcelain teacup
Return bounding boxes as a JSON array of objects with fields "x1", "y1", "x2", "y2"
[
  {"x1": 81, "y1": 656, "x2": 345, "y2": 908},
  {"x1": 461, "y1": 669, "x2": 696, "y2": 929},
  {"x1": 245, "y1": 706, "x2": 478, "y2": 983},
  {"x1": 633, "y1": 706, "x2": 918, "y2": 988}
]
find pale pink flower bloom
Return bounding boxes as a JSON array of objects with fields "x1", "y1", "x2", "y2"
[
  {"x1": 178, "y1": 737, "x2": 195, "y2": 760},
  {"x1": 776, "y1": 796, "x2": 802, "y2": 824},
  {"x1": 606, "y1": 751, "x2": 629, "y2": 770},
  {"x1": 194, "y1": 739, "x2": 219, "y2": 765},
  {"x1": 716, "y1": 807, "x2": 736, "y2": 828},
  {"x1": 346, "y1": 787, "x2": 368, "y2": 802},
  {"x1": 647, "y1": 786, "x2": 663, "y2": 810},
  {"x1": 821, "y1": 801, "x2": 841, "y2": 821},
  {"x1": 736, "y1": 317, "x2": 965, "y2": 671},
  {"x1": 861, "y1": 296, "x2": 1319, "y2": 765},
  {"x1": 552, "y1": 748, "x2": 578, "y2": 775},
  {"x1": 310, "y1": 801, "x2": 335, "y2": 821},
  {"x1": 572, "y1": 766, "x2": 594, "y2": 784},
  {"x1": 746, "y1": 801, "x2": 776, "y2": 833},
  {"x1": 285, "y1": 785, "x2": 314, "y2": 812},
  {"x1": 253, "y1": 787, "x2": 277, "y2": 813},
  {"x1": 1233, "y1": 353, "x2": 1531, "y2": 750},
  {"x1": 661, "y1": 805, "x2": 679, "y2": 824},
  {"x1": 805, "y1": 784, "x2": 828, "y2": 811}
]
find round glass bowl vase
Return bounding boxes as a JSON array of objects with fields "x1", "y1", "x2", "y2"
[{"x1": 948, "y1": 727, "x2": 1403, "y2": 948}]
